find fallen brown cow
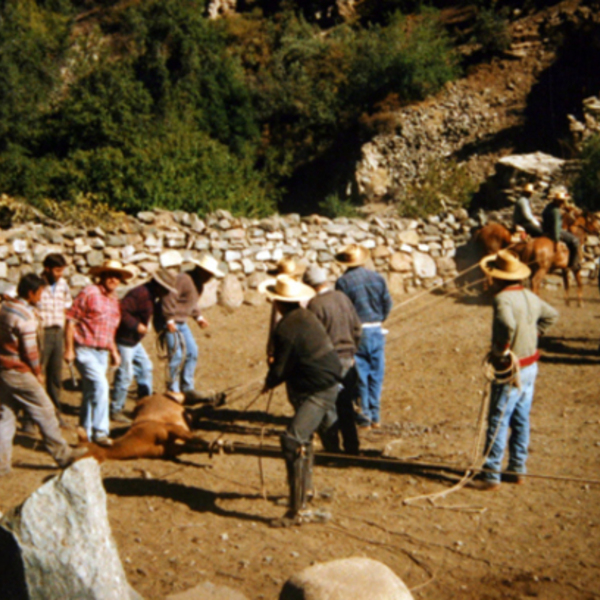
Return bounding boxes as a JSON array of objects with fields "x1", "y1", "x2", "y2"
[{"x1": 78, "y1": 392, "x2": 209, "y2": 462}]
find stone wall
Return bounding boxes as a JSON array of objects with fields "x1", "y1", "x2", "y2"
[{"x1": 0, "y1": 206, "x2": 597, "y2": 304}]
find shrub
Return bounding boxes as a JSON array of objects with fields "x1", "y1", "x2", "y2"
[
  {"x1": 318, "y1": 193, "x2": 359, "y2": 219},
  {"x1": 397, "y1": 159, "x2": 477, "y2": 218},
  {"x1": 471, "y1": 6, "x2": 511, "y2": 56}
]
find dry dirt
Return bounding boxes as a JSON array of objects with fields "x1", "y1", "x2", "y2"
[{"x1": 1, "y1": 281, "x2": 600, "y2": 600}]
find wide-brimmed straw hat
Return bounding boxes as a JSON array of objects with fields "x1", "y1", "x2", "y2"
[
  {"x1": 159, "y1": 250, "x2": 183, "y2": 270},
  {"x1": 523, "y1": 183, "x2": 535, "y2": 194},
  {"x1": 480, "y1": 250, "x2": 531, "y2": 281},
  {"x1": 258, "y1": 274, "x2": 316, "y2": 303},
  {"x1": 89, "y1": 259, "x2": 134, "y2": 281},
  {"x1": 151, "y1": 268, "x2": 179, "y2": 295},
  {"x1": 335, "y1": 244, "x2": 369, "y2": 267},
  {"x1": 552, "y1": 189, "x2": 571, "y2": 204},
  {"x1": 267, "y1": 257, "x2": 306, "y2": 278},
  {"x1": 185, "y1": 254, "x2": 225, "y2": 278}
]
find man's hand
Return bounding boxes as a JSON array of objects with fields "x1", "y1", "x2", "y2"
[
  {"x1": 137, "y1": 323, "x2": 148, "y2": 335},
  {"x1": 110, "y1": 349, "x2": 121, "y2": 369},
  {"x1": 197, "y1": 316, "x2": 209, "y2": 329},
  {"x1": 64, "y1": 348, "x2": 75, "y2": 363},
  {"x1": 167, "y1": 321, "x2": 177, "y2": 333}
]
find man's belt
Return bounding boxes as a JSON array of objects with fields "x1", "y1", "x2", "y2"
[{"x1": 362, "y1": 322, "x2": 382, "y2": 329}]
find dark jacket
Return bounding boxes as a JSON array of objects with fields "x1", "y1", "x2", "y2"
[
  {"x1": 116, "y1": 283, "x2": 155, "y2": 347},
  {"x1": 154, "y1": 272, "x2": 201, "y2": 331},
  {"x1": 307, "y1": 288, "x2": 362, "y2": 359},
  {"x1": 266, "y1": 307, "x2": 342, "y2": 394}
]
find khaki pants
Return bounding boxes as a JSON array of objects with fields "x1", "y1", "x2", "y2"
[{"x1": 0, "y1": 370, "x2": 70, "y2": 474}]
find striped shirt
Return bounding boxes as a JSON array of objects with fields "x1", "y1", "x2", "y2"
[
  {"x1": 38, "y1": 278, "x2": 72, "y2": 328},
  {"x1": 335, "y1": 266, "x2": 392, "y2": 324},
  {"x1": 0, "y1": 298, "x2": 42, "y2": 374},
  {"x1": 66, "y1": 284, "x2": 120, "y2": 350}
]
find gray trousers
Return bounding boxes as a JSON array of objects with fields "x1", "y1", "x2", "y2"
[
  {"x1": 42, "y1": 326, "x2": 64, "y2": 410},
  {"x1": 0, "y1": 370, "x2": 70, "y2": 473}
]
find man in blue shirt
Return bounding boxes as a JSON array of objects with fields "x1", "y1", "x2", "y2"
[{"x1": 335, "y1": 244, "x2": 392, "y2": 429}]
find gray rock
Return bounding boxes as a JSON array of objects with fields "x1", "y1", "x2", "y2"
[
  {"x1": 219, "y1": 274, "x2": 244, "y2": 309},
  {"x1": 280, "y1": 557, "x2": 414, "y2": 600},
  {"x1": 86, "y1": 251, "x2": 105, "y2": 267},
  {"x1": 106, "y1": 234, "x2": 127, "y2": 247},
  {"x1": 190, "y1": 214, "x2": 206, "y2": 233},
  {"x1": 389, "y1": 252, "x2": 412, "y2": 272},
  {"x1": 70, "y1": 274, "x2": 91, "y2": 288},
  {"x1": 6, "y1": 255, "x2": 20, "y2": 267},
  {"x1": 244, "y1": 290, "x2": 265, "y2": 306},
  {"x1": 198, "y1": 277, "x2": 219, "y2": 309},
  {"x1": 0, "y1": 459, "x2": 141, "y2": 600},
  {"x1": 137, "y1": 211, "x2": 155, "y2": 224},
  {"x1": 412, "y1": 251, "x2": 437, "y2": 279},
  {"x1": 166, "y1": 581, "x2": 248, "y2": 600}
]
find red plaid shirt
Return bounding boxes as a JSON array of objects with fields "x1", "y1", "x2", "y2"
[
  {"x1": 66, "y1": 284, "x2": 120, "y2": 350},
  {"x1": 0, "y1": 298, "x2": 42, "y2": 375}
]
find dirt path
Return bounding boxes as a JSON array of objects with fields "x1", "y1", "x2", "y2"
[{"x1": 2, "y1": 283, "x2": 600, "y2": 599}]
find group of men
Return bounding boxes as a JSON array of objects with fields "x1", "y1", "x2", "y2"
[
  {"x1": 0, "y1": 250, "x2": 222, "y2": 475},
  {"x1": 513, "y1": 184, "x2": 581, "y2": 270}
]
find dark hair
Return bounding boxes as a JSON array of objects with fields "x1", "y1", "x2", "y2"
[
  {"x1": 43, "y1": 253, "x2": 67, "y2": 269},
  {"x1": 17, "y1": 273, "x2": 46, "y2": 299}
]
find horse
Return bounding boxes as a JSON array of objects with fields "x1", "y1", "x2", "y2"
[
  {"x1": 514, "y1": 210, "x2": 600, "y2": 306},
  {"x1": 77, "y1": 392, "x2": 209, "y2": 462}
]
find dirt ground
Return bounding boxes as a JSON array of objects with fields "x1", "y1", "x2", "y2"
[{"x1": 1, "y1": 280, "x2": 600, "y2": 600}]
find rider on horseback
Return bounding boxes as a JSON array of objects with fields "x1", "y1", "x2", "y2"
[
  {"x1": 513, "y1": 183, "x2": 542, "y2": 237},
  {"x1": 541, "y1": 189, "x2": 581, "y2": 271}
]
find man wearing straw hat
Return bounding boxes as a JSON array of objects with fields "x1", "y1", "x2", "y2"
[
  {"x1": 303, "y1": 264, "x2": 362, "y2": 455},
  {"x1": 65, "y1": 259, "x2": 133, "y2": 446},
  {"x1": 477, "y1": 250, "x2": 558, "y2": 490},
  {"x1": 541, "y1": 189, "x2": 581, "y2": 271},
  {"x1": 154, "y1": 252, "x2": 223, "y2": 394},
  {"x1": 335, "y1": 244, "x2": 392, "y2": 429},
  {"x1": 260, "y1": 274, "x2": 342, "y2": 526},
  {"x1": 513, "y1": 183, "x2": 542, "y2": 237},
  {"x1": 109, "y1": 268, "x2": 180, "y2": 424}
]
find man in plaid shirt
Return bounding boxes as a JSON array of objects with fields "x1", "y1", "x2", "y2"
[
  {"x1": 37, "y1": 253, "x2": 72, "y2": 424},
  {"x1": 0, "y1": 274, "x2": 86, "y2": 475},
  {"x1": 65, "y1": 260, "x2": 132, "y2": 446},
  {"x1": 335, "y1": 245, "x2": 392, "y2": 429}
]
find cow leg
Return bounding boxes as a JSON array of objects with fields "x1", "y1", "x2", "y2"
[{"x1": 164, "y1": 424, "x2": 208, "y2": 456}]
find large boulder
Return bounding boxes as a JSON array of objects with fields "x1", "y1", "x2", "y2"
[
  {"x1": 219, "y1": 274, "x2": 244, "y2": 309},
  {"x1": 279, "y1": 557, "x2": 414, "y2": 600},
  {"x1": 0, "y1": 458, "x2": 141, "y2": 600}
]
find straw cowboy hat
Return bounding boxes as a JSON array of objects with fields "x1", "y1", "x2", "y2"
[
  {"x1": 523, "y1": 183, "x2": 535, "y2": 194},
  {"x1": 335, "y1": 244, "x2": 370, "y2": 267},
  {"x1": 480, "y1": 250, "x2": 531, "y2": 281},
  {"x1": 267, "y1": 257, "x2": 306, "y2": 278},
  {"x1": 151, "y1": 268, "x2": 179, "y2": 295},
  {"x1": 89, "y1": 259, "x2": 134, "y2": 281},
  {"x1": 258, "y1": 274, "x2": 316, "y2": 303},
  {"x1": 159, "y1": 250, "x2": 183, "y2": 270},
  {"x1": 185, "y1": 254, "x2": 225, "y2": 278}
]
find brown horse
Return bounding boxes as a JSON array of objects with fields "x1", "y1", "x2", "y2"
[{"x1": 515, "y1": 210, "x2": 600, "y2": 306}]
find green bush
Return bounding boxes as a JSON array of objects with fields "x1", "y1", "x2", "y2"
[
  {"x1": 397, "y1": 159, "x2": 477, "y2": 218},
  {"x1": 318, "y1": 193, "x2": 359, "y2": 219},
  {"x1": 572, "y1": 134, "x2": 600, "y2": 211},
  {"x1": 471, "y1": 6, "x2": 511, "y2": 56}
]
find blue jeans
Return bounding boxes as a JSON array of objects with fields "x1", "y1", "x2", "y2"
[
  {"x1": 484, "y1": 362, "x2": 538, "y2": 483},
  {"x1": 166, "y1": 322, "x2": 198, "y2": 393},
  {"x1": 75, "y1": 346, "x2": 110, "y2": 439},
  {"x1": 111, "y1": 342, "x2": 153, "y2": 413},
  {"x1": 354, "y1": 326, "x2": 386, "y2": 425}
]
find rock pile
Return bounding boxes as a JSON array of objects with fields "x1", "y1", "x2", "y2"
[{"x1": 0, "y1": 203, "x2": 597, "y2": 304}]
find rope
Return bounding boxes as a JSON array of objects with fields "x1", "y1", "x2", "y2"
[
  {"x1": 258, "y1": 389, "x2": 274, "y2": 500},
  {"x1": 402, "y1": 351, "x2": 521, "y2": 507},
  {"x1": 156, "y1": 328, "x2": 186, "y2": 390}
]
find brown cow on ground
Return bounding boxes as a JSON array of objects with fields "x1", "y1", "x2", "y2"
[{"x1": 77, "y1": 392, "x2": 210, "y2": 462}]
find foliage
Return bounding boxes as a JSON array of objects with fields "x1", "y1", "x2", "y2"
[
  {"x1": 572, "y1": 134, "x2": 600, "y2": 211},
  {"x1": 0, "y1": 0, "x2": 460, "y2": 217},
  {"x1": 471, "y1": 6, "x2": 511, "y2": 56},
  {"x1": 397, "y1": 159, "x2": 477, "y2": 218},
  {"x1": 317, "y1": 193, "x2": 359, "y2": 219},
  {"x1": 39, "y1": 193, "x2": 125, "y2": 229}
]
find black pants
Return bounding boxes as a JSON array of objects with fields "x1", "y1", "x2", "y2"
[
  {"x1": 42, "y1": 326, "x2": 64, "y2": 411},
  {"x1": 336, "y1": 358, "x2": 360, "y2": 455}
]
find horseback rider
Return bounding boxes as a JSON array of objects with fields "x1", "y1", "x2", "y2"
[
  {"x1": 541, "y1": 190, "x2": 581, "y2": 271},
  {"x1": 513, "y1": 183, "x2": 542, "y2": 237}
]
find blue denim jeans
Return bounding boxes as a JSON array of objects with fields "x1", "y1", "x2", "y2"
[
  {"x1": 75, "y1": 346, "x2": 110, "y2": 439},
  {"x1": 484, "y1": 362, "x2": 538, "y2": 483},
  {"x1": 111, "y1": 342, "x2": 153, "y2": 413},
  {"x1": 166, "y1": 321, "x2": 198, "y2": 393},
  {"x1": 354, "y1": 326, "x2": 386, "y2": 425}
]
